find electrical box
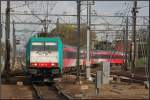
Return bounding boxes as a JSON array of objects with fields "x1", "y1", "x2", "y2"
[
  {"x1": 102, "y1": 62, "x2": 110, "y2": 84},
  {"x1": 96, "y1": 71, "x2": 102, "y2": 89}
]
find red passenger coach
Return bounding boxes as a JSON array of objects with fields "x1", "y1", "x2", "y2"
[
  {"x1": 93, "y1": 50, "x2": 125, "y2": 65},
  {"x1": 62, "y1": 45, "x2": 77, "y2": 72},
  {"x1": 62, "y1": 46, "x2": 125, "y2": 72}
]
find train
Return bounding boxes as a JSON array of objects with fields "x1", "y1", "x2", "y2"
[{"x1": 26, "y1": 37, "x2": 125, "y2": 82}]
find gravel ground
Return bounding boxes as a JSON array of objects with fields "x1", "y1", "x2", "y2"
[
  {"x1": 56, "y1": 75, "x2": 149, "y2": 99},
  {"x1": 0, "y1": 85, "x2": 33, "y2": 99}
]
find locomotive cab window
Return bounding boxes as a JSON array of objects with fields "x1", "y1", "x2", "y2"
[
  {"x1": 31, "y1": 42, "x2": 58, "y2": 51},
  {"x1": 31, "y1": 42, "x2": 44, "y2": 51},
  {"x1": 45, "y1": 42, "x2": 58, "y2": 51}
]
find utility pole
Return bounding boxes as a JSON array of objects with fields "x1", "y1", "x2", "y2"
[
  {"x1": 4, "y1": 0, "x2": 11, "y2": 80},
  {"x1": 12, "y1": 20, "x2": 16, "y2": 69},
  {"x1": 56, "y1": 18, "x2": 59, "y2": 35},
  {"x1": 0, "y1": 0, "x2": 2, "y2": 86},
  {"x1": 124, "y1": 16, "x2": 128, "y2": 71},
  {"x1": 131, "y1": 0, "x2": 138, "y2": 74},
  {"x1": 76, "y1": 0, "x2": 81, "y2": 82},
  {"x1": 43, "y1": 19, "x2": 48, "y2": 33},
  {"x1": 86, "y1": 1, "x2": 92, "y2": 81},
  {"x1": 148, "y1": 19, "x2": 150, "y2": 98},
  {"x1": 106, "y1": 34, "x2": 108, "y2": 50},
  {"x1": 106, "y1": 23, "x2": 109, "y2": 50},
  {"x1": 43, "y1": 1, "x2": 50, "y2": 33},
  {"x1": 122, "y1": 28, "x2": 126, "y2": 71}
]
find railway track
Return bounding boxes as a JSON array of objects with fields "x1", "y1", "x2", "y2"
[
  {"x1": 31, "y1": 82, "x2": 66, "y2": 100},
  {"x1": 91, "y1": 71, "x2": 147, "y2": 84}
]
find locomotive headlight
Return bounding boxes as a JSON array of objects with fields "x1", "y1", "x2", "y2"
[
  {"x1": 34, "y1": 63, "x2": 37, "y2": 66},
  {"x1": 51, "y1": 63, "x2": 55, "y2": 66}
]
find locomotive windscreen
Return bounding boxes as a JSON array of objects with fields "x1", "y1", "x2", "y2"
[{"x1": 31, "y1": 42, "x2": 57, "y2": 51}]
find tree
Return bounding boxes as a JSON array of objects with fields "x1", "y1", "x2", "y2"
[{"x1": 49, "y1": 24, "x2": 97, "y2": 48}]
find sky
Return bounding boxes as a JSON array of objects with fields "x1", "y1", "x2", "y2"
[
  {"x1": 95, "y1": 1, "x2": 149, "y2": 16},
  {"x1": 1, "y1": 1, "x2": 149, "y2": 48}
]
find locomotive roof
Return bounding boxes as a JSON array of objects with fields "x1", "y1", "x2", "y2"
[{"x1": 28, "y1": 37, "x2": 62, "y2": 43}]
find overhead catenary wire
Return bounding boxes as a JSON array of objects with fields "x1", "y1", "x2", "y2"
[{"x1": 10, "y1": 2, "x2": 27, "y2": 9}]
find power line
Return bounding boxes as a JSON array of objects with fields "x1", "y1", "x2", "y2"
[
  {"x1": 1, "y1": 0, "x2": 148, "y2": 1},
  {"x1": 1, "y1": 21, "x2": 149, "y2": 26},
  {"x1": 1, "y1": 13, "x2": 149, "y2": 17}
]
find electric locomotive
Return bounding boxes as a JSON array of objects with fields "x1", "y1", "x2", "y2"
[{"x1": 26, "y1": 37, "x2": 63, "y2": 82}]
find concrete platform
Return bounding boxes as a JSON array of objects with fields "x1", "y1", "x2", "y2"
[{"x1": 0, "y1": 84, "x2": 33, "y2": 99}]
